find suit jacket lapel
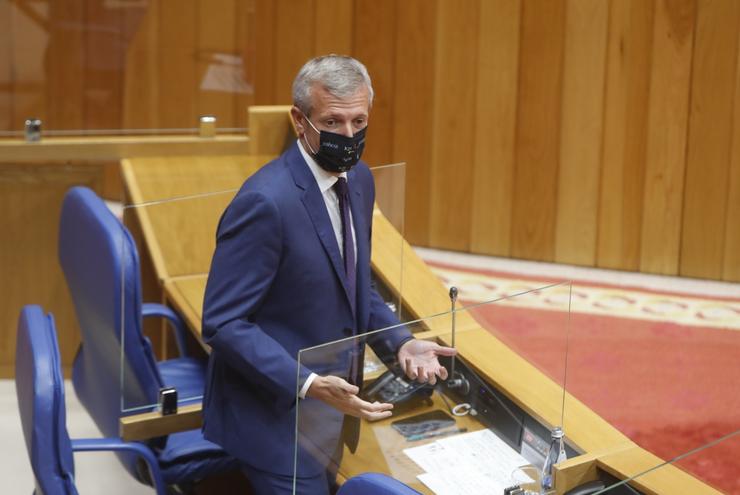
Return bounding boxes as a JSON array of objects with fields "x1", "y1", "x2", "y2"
[{"x1": 288, "y1": 144, "x2": 355, "y2": 313}]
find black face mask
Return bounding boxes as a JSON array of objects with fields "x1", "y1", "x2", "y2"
[{"x1": 304, "y1": 116, "x2": 367, "y2": 173}]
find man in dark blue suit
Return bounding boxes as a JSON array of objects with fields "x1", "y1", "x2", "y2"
[{"x1": 201, "y1": 55, "x2": 455, "y2": 495}]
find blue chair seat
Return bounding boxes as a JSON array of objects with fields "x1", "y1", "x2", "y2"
[
  {"x1": 158, "y1": 428, "x2": 236, "y2": 482},
  {"x1": 338, "y1": 472, "x2": 422, "y2": 494}
]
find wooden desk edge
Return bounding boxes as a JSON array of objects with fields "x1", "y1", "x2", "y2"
[
  {"x1": 119, "y1": 403, "x2": 203, "y2": 441},
  {"x1": 0, "y1": 135, "x2": 250, "y2": 161}
]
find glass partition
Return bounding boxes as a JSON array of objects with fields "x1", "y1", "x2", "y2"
[
  {"x1": 0, "y1": 1, "x2": 255, "y2": 136},
  {"x1": 120, "y1": 187, "x2": 238, "y2": 413},
  {"x1": 118, "y1": 160, "x2": 406, "y2": 414},
  {"x1": 562, "y1": 283, "x2": 740, "y2": 494},
  {"x1": 294, "y1": 283, "x2": 573, "y2": 494}
]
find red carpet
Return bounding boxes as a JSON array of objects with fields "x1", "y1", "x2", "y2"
[{"x1": 426, "y1": 260, "x2": 740, "y2": 494}]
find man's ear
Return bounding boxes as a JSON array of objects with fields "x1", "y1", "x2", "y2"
[{"x1": 290, "y1": 106, "x2": 305, "y2": 137}]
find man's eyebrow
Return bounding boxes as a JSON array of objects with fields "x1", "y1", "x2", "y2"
[{"x1": 321, "y1": 112, "x2": 368, "y2": 120}]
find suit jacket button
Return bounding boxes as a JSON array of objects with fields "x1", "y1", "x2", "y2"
[{"x1": 343, "y1": 328, "x2": 353, "y2": 337}]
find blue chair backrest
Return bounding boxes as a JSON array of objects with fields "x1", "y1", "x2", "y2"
[
  {"x1": 16, "y1": 305, "x2": 79, "y2": 495},
  {"x1": 337, "y1": 473, "x2": 422, "y2": 495},
  {"x1": 58, "y1": 186, "x2": 163, "y2": 439}
]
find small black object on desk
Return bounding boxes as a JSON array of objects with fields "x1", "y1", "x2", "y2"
[{"x1": 159, "y1": 387, "x2": 178, "y2": 415}]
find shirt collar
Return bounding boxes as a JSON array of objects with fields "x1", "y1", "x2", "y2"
[{"x1": 297, "y1": 139, "x2": 347, "y2": 194}]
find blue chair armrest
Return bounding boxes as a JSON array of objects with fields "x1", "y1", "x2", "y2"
[
  {"x1": 71, "y1": 437, "x2": 166, "y2": 495},
  {"x1": 142, "y1": 303, "x2": 189, "y2": 357}
]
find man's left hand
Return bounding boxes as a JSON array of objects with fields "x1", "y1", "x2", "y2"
[{"x1": 397, "y1": 339, "x2": 457, "y2": 386}]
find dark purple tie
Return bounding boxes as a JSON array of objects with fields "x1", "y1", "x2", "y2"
[
  {"x1": 334, "y1": 177, "x2": 356, "y2": 312},
  {"x1": 335, "y1": 177, "x2": 362, "y2": 453}
]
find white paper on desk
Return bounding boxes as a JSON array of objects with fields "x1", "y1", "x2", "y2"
[{"x1": 404, "y1": 429, "x2": 530, "y2": 495}]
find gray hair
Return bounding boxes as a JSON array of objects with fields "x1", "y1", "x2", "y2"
[{"x1": 292, "y1": 55, "x2": 374, "y2": 116}]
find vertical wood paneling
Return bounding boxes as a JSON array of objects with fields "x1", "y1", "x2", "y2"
[
  {"x1": 555, "y1": 0, "x2": 609, "y2": 266},
  {"x1": 158, "y1": 1, "x2": 197, "y2": 128},
  {"x1": 253, "y1": 0, "x2": 277, "y2": 105},
  {"x1": 315, "y1": 0, "x2": 353, "y2": 55},
  {"x1": 724, "y1": 140, "x2": 740, "y2": 278},
  {"x1": 235, "y1": 0, "x2": 255, "y2": 127},
  {"x1": 640, "y1": 0, "x2": 696, "y2": 275},
  {"x1": 470, "y1": 0, "x2": 521, "y2": 256},
  {"x1": 354, "y1": 0, "x2": 396, "y2": 166},
  {"x1": 122, "y1": 1, "x2": 160, "y2": 129},
  {"x1": 10, "y1": 1, "x2": 48, "y2": 129},
  {"x1": 680, "y1": 0, "x2": 740, "y2": 279},
  {"x1": 722, "y1": 25, "x2": 740, "y2": 281},
  {"x1": 0, "y1": 1, "x2": 11, "y2": 130},
  {"x1": 598, "y1": 0, "x2": 654, "y2": 271},
  {"x1": 274, "y1": 0, "x2": 315, "y2": 103},
  {"x1": 197, "y1": 0, "x2": 238, "y2": 126},
  {"x1": 0, "y1": 164, "x2": 104, "y2": 375},
  {"x1": 48, "y1": 0, "x2": 84, "y2": 130},
  {"x1": 428, "y1": 0, "x2": 479, "y2": 251},
  {"x1": 7, "y1": 2, "x2": 740, "y2": 281},
  {"x1": 511, "y1": 0, "x2": 566, "y2": 261},
  {"x1": 84, "y1": 0, "x2": 122, "y2": 129},
  {"x1": 392, "y1": 0, "x2": 437, "y2": 246}
]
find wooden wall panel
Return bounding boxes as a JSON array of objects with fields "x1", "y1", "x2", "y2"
[
  {"x1": 46, "y1": 0, "x2": 84, "y2": 130},
  {"x1": 158, "y1": 1, "x2": 197, "y2": 129},
  {"x1": 84, "y1": 0, "x2": 122, "y2": 130},
  {"x1": 428, "y1": 0, "x2": 479, "y2": 251},
  {"x1": 235, "y1": 0, "x2": 254, "y2": 127},
  {"x1": 315, "y1": 0, "x2": 354, "y2": 55},
  {"x1": 554, "y1": 0, "x2": 609, "y2": 266},
  {"x1": 6, "y1": 0, "x2": 740, "y2": 281},
  {"x1": 253, "y1": 0, "x2": 277, "y2": 105},
  {"x1": 274, "y1": 0, "x2": 315, "y2": 103},
  {"x1": 511, "y1": 0, "x2": 566, "y2": 261},
  {"x1": 197, "y1": 0, "x2": 238, "y2": 126},
  {"x1": 469, "y1": 0, "x2": 520, "y2": 257},
  {"x1": 680, "y1": 0, "x2": 740, "y2": 279},
  {"x1": 9, "y1": 1, "x2": 47, "y2": 130},
  {"x1": 354, "y1": 0, "x2": 396, "y2": 166},
  {"x1": 725, "y1": 125, "x2": 740, "y2": 280},
  {"x1": 640, "y1": 0, "x2": 696, "y2": 275},
  {"x1": 123, "y1": 1, "x2": 160, "y2": 129},
  {"x1": 723, "y1": 26, "x2": 740, "y2": 281},
  {"x1": 392, "y1": 0, "x2": 437, "y2": 246},
  {"x1": 0, "y1": 1, "x2": 11, "y2": 131},
  {"x1": 597, "y1": 0, "x2": 654, "y2": 271},
  {"x1": 0, "y1": 163, "x2": 104, "y2": 377}
]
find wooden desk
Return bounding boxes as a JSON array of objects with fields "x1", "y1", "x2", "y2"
[{"x1": 0, "y1": 134, "x2": 249, "y2": 162}]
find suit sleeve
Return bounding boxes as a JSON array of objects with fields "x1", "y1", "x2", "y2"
[{"x1": 202, "y1": 190, "x2": 309, "y2": 407}]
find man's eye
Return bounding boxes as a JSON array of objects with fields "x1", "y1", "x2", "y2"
[{"x1": 325, "y1": 120, "x2": 336, "y2": 127}]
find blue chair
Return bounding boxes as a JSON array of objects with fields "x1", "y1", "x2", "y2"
[
  {"x1": 337, "y1": 473, "x2": 422, "y2": 495},
  {"x1": 16, "y1": 305, "x2": 167, "y2": 495},
  {"x1": 58, "y1": 186, "x2": 239, "y2": 489}
]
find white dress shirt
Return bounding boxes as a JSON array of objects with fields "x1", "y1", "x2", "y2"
[{"x1": 296, "y1": 139, "x2": 358, "y2": 398}]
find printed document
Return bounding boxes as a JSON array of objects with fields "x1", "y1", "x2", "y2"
[{"x1": 403, "y1": 429, "x2": 530, "y2": 494}]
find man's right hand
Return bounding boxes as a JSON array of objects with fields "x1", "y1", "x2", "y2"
[{"x1": 306, "y1": 375, "x2": 393, "y2": 421}]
